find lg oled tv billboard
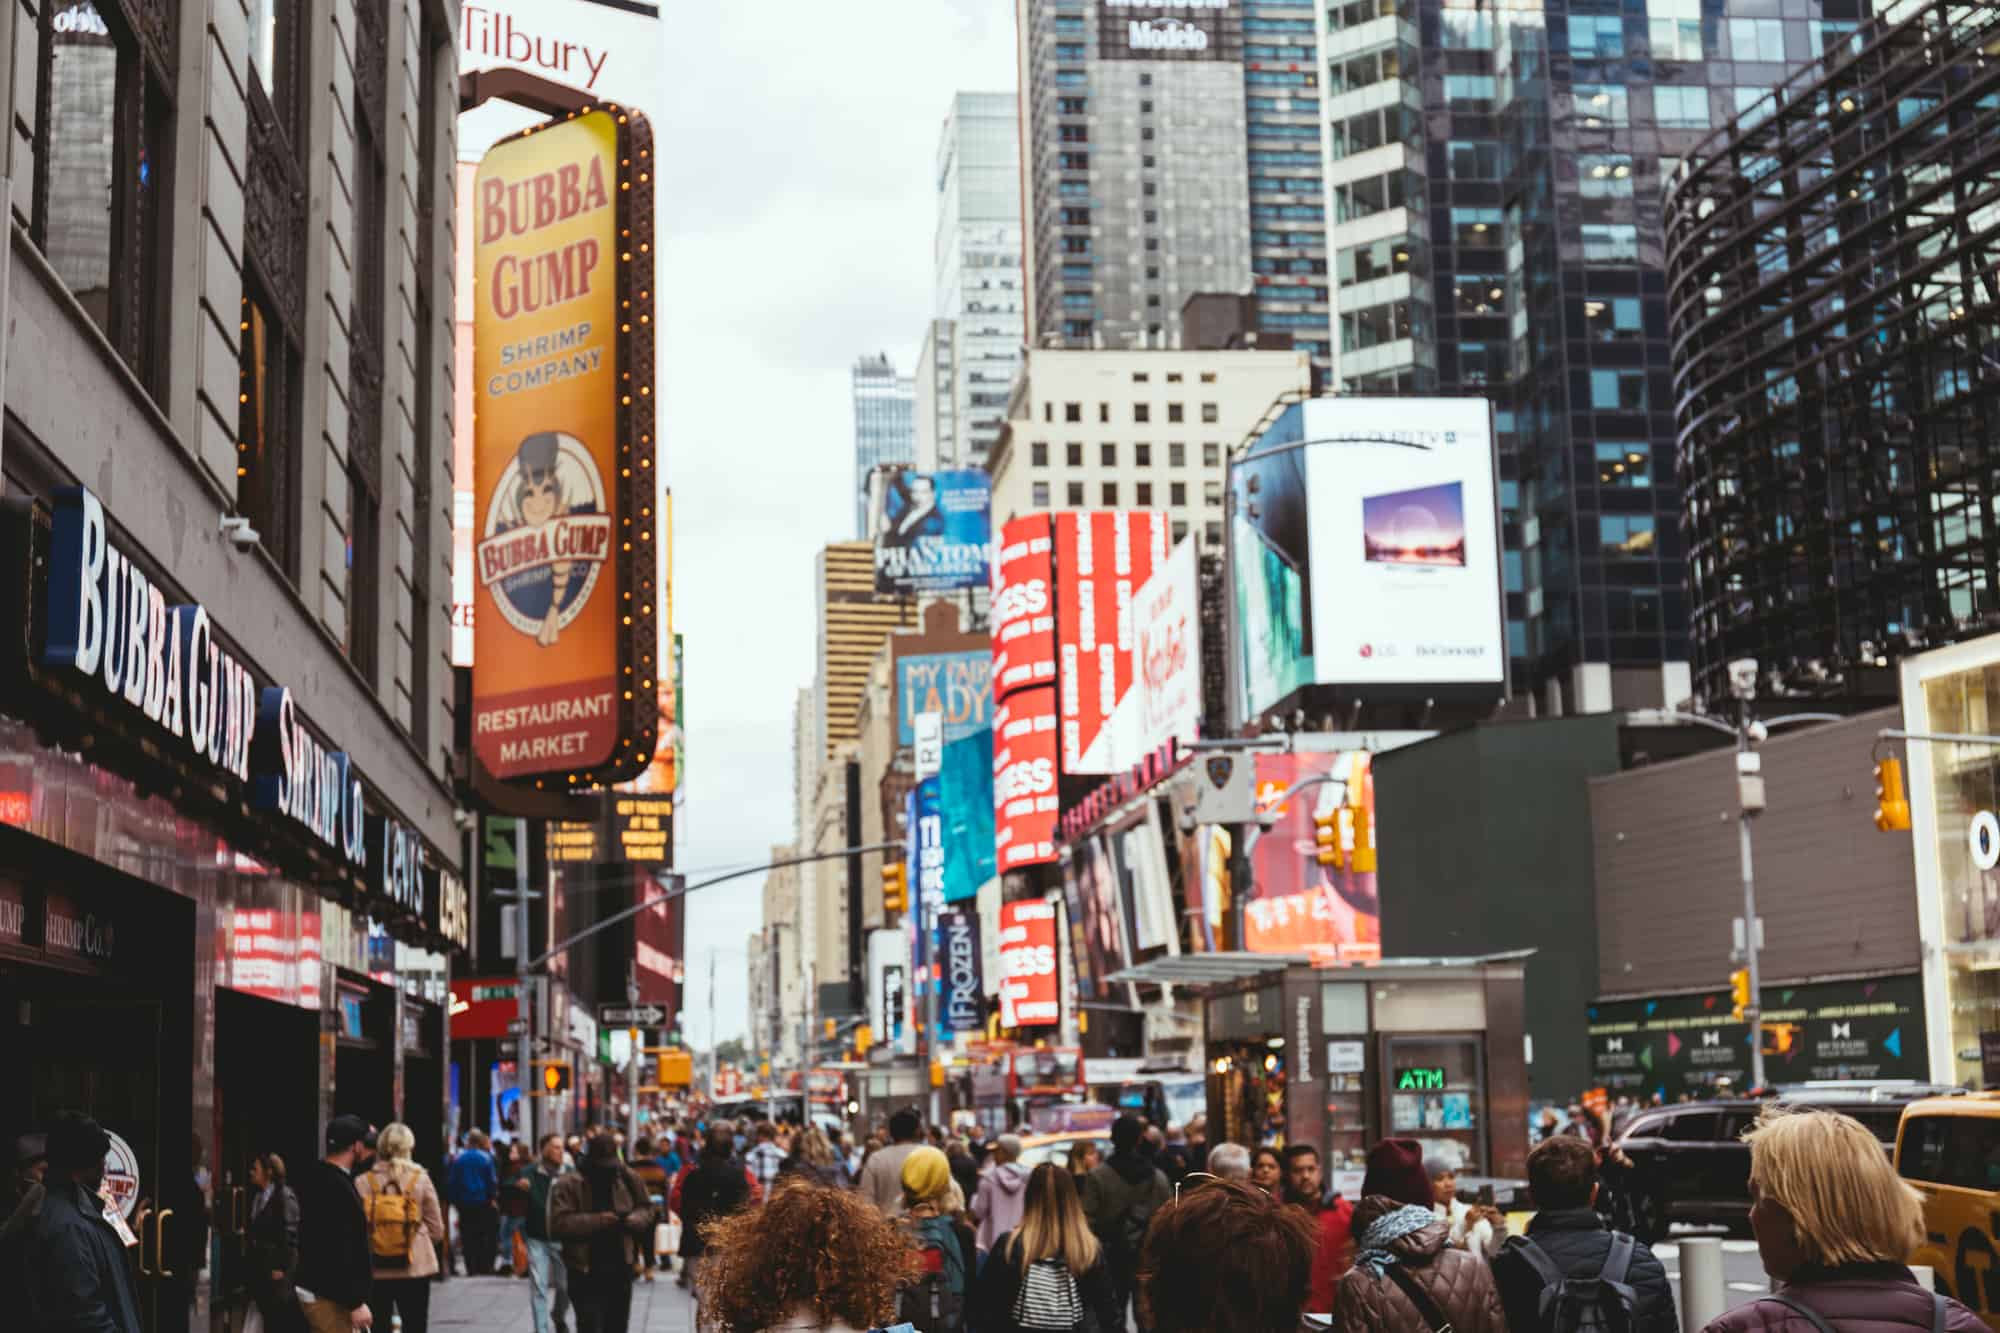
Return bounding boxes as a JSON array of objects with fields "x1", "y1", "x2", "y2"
[{"x1": 1233, "y1": 398, "x2": 1504, "y2": 718}]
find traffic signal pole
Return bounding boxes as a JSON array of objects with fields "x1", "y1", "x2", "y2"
[{"x1": 1735, "y1": 697, "x2": 1768, "y2": 1091}]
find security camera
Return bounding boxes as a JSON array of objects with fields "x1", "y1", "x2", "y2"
[
  {"x1": 1726, "y1": 657, "x2": 1759, "y2": 700},
  {"x1": 452, "y1": 807, "x2": 477, "y2": 831},
  {"x1": 220, "y1": 514, "x2": 260, "y2": 548}
]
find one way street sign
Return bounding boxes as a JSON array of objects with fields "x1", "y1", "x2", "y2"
[{"x1": 600, "y1": 1005, "x2": 665, "y2": 1027}]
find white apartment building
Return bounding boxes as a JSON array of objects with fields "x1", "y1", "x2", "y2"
[{"x1": 987, "y1": 348, "x2": 1312, "y2": 547}]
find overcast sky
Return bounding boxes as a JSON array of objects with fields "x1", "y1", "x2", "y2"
[{"x1": 661, "y1": 3, "x2": 1018, "y2": 1048}]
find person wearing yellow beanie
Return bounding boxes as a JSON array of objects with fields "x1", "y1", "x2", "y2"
[{"x1": 896, "y1": 1146, "x2": 968, "y2": 1325}]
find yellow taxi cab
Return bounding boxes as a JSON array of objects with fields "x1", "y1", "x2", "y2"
[
  {"x1": 1017, "y1": 1130, "x2": 1112, "y2": 1172},
  {"x1": 1893, "y1": 1092, "x2": 2000, "y2": 1326}
]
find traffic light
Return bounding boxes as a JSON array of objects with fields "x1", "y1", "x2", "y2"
[
  {"x1": 824, "y1": 1017, "x2": 837, "y2": 1040},
  {"x1": 1314, "y1": 809, "x2": 1341, "y2": 868},
  {"x1": 539, "y1": 1061, "x2": 572, "y2": 1095},
  {"x1": 1874, "y1": 757, "x2": 1912, "y2": 832},
  {"x1": 854, "y1": 1023, "x2": 873, "y2": 1056},
  {"x1": 882, "y1": 861, "x2": 909, "y2": 915},
  {"x1": 1729, "y1": 969, "x2": 1752, "y2": 1022}
]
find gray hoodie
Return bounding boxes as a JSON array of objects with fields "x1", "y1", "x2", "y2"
[{"x1": 971, "y1": 1161, "x2": 1029, "y2": 1254}]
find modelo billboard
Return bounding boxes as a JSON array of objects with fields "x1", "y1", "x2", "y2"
[
  {"x1": 470, "y1": 109, "x2": 659, "y2": 787},
  {"x1": 871, "y1": 468, "x2": 992, "y2": 595},
  {"x1": 1097, "y1": 0, "x2": 1242, "y2": 62},
  {"x1": 1232, "y1": 397, "x2": 1504, "y2": 718}
]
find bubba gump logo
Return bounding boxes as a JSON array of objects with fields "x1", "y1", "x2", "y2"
[{"x1": 478, "y1": 431, "x2": 612, "y2": 647}]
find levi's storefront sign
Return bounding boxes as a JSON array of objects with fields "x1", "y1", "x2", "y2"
[
  {"x1": 42, "y1": 487, "x2": 364, "y2": 869},
  {"x1": 473, "y1": 107, "x2": 658, "y2": 787}
]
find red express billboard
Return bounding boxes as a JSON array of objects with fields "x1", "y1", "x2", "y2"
[
  {"x1": 998, "y1": 899, "x2": 1060, "y2": 1028},
  {"x1": 993, "y1": 515, "x2": 1057, "y2": 701},
  {"x1": 994, "y1": 686, "x2": 1059, "y2": 870},
  {"x1": 1055, "y1": 511, "x2": 1169, "y2": 774}
]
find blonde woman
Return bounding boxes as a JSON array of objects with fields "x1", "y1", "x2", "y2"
[
  {"x1": 1699, "y1": 1108, "x2": 1983, "y2": 1333},
  {"x1": 778, "y1": 1125, "x2": 842, "y2": 1189},
  {"x1": 974, "y1": 1163, "x2": 1120, "y2": 1333},
  {"x1": 354, "y1": 1123, "x2": 446, "y2": 1333}
]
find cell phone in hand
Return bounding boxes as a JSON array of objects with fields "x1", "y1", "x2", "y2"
[{"x1": 1475, "y1": 1185, "x2": 1495, "y2": 1207}]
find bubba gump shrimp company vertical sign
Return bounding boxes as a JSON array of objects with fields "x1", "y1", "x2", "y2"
[{"x1": 472, "y1": 105, "x2": 659, "y2": 788}]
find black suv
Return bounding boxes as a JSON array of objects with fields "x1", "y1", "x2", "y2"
[{"x1": 1605, "y1": 1098, "x2": 1911, "y2": 1240}]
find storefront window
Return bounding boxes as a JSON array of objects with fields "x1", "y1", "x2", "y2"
[
  {"x1": 1919, "y1": 663, "x2": 2000, "y2": 1088},
  {"x1": 1383, "y1": 1035, "x2": 1485, "y2": 1172}
]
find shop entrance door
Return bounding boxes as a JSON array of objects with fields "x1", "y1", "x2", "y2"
[
  {"x1": 212, "y1": 986, "x2": 320, "y2": 1331},
  {"x1": 0, "y1": 965, "x2": 191, "y2": 1333}
]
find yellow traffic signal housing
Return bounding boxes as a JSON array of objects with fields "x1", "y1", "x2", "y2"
[
  {"x1": 656, "y1": 1049, "x2": 692, "y2": 1086},
  {"x1": 855, "y1": 1023, "x2": 873, "y2": 1056},
  {"x1": 1762, "y1": 1022, "x2": 1800, "y2": 1057},
  {"x1": 1729, "y1": 969, "x2": 1752, "y2": 1022},
  {"x1": 539, "y1": 1061, "x2": 572, "y2": 1095},
  {"x1": 1314, "y1": 811, "x2": 1341, "y2": 868},
  {"x1": 882, "y1": 862, "x2": 909, "y2": 914},
  {"x1": 1874, "y1": 757, "x2": 1912, "y2": 832}
]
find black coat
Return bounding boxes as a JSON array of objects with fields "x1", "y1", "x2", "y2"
[
  {"x1": 25, "y1": 1178, "x2": 143, "y2": 1333},
  {"x1": 244, "y1": 1185, "x2": 301, "y2": 1315},
  {"x1": 295, "y1": 1161, "x2": 371, "y2": 1310},
  {"x1": 1492, "y1": 1208, "x2": 1675, "y2": 1333},
  {"x1": 974, "y1": 1230, "x2": 1120, "y2": 1333},
  {"x1": 677, "y1": 1159, "x2": 748, "y2": 1260}
]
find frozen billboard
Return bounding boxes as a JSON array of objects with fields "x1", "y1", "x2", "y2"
[{"x1": 1233, "y1": 398, "x2": 1504, "y2": 716}]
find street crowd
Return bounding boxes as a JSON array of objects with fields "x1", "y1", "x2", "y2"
[{"x1": 0, "y1": 1101, "x2": 1986, "y2": 1333}]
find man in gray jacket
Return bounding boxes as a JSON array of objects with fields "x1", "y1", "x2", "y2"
[
  {"x1": 857, "y1": 1108, "x2": 925, "y2": 1218},
  {"x1": 1082, "y1": 1115, "x2": 1170, "y2": 1330},
  {"x1": 25, "y1": 1113, "x2": 141, "y2": 1333}
]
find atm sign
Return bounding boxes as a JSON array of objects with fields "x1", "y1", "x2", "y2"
[{"x1": 1395, "y1": 1067, "x2": 1446, "y2": 1091}]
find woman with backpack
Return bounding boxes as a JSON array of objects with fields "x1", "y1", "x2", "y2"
[
  {"x1": 975, "y1": 1163, "x2": 1120, "y2": 1333},
  {"x1": 354, "y1": 1122, "x2": 446, "y2": 1333},
  {"x1": 1331, "y1": 1140, "x2": 1504, "y2": 1333},
  {"x1": 898, "y1": 1146, "x2": 969, "y2": 1333},
  {"x1": 1695, "y1": 1108, "x2": 1985, "y2": 1333}
]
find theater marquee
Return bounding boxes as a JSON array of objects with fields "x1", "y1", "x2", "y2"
[{"x1": 472, "y1": 106, "x2": 658, "y2": 787}]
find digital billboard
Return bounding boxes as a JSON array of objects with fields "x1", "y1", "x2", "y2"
[
  {"x1": 998, "y1": 899, "x2": 1060, "y2": 1028},
  {"x1": 1233, "y1": 398, "x2": 1503, "y2": 717},
  {"x1": 1245, "y1": 751, "x2": 1381, "y2": 958},
  {"x1": 940, "y1": 728, "x2": 995, "y2": 903},
  {"x1": 871, "y1": 468, "x2": 992, "y2": 595},
  {"x1": 471, "y1": 109, "x2": 658, "y2": 786},
  {"x1": 1132, "y1": 537, "x2": 1202, "y2": 756},
  {"x1": 994, "y1": 687, "x2": 1059, "y2": 870},
  {"x1": 1063, "y1": 835, "x2": 1125, "y2": 999},
  {"x1": 993, "y1": 515, "x2": 1057, "y2": 701},
  {"x1": 1097, "y1": 0, "x2": 1243, "y2": 62},
  {"x1": 1055, "y1": 511, "x2": 1170, "y2": 774}
]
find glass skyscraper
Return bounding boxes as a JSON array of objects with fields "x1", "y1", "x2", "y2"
[
  {"x1": 933, "y1": 92, "x2": 1026, "y2": 468},
  {"x1": 852, "y1": 352, "x2": 916, "y2": 537}
]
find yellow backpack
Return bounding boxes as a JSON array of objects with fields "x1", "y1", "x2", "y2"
[{"x1": 367, "y1": 1167, "x2": 421, "y2": 1268}]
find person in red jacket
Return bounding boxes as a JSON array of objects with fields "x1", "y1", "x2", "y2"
[{"x1": 1281, "y1": 1143, "x2": 1354, "y2": 1312}]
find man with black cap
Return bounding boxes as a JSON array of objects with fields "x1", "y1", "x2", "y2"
[
  {"x1": 296, "y1": 1114, "x2": 375, "y2": 1333},
  {"x1": 549, "y1": 1132, "x2": 655, "y2": 1333},
  {"x1": 23, "y1": 1111, "x2": 141, "y2": 1333},
  {"x1": 1081, "y1": 1114, "x2": 1171, "y2": 1330}
]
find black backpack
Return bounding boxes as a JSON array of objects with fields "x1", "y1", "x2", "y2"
[{"x1": 1500, "y1": 1233, "x2": 1641, "y2": 1333}]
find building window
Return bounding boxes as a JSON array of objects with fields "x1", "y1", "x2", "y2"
[
  {"x1": 1143, "y1": 209, "x2": 1158, "y2": 223},
  {"x1": 1100, "y1": 443, "x2": 1117, "y2": 466},
  {"x1": 1031, "y1": 442, "x2": 1049, "y2": 466},
  {"x1": 1044, "y1": 402, "x2": 1053, "y2": 422},
  {"x1": 1596, "y1": 444, "x2": 1651, "y2": 487},
  {"x1": 1201, "y1": 403, "x2": 1219, "y2": 423},
  {"x1": 1065, "y1": 401, "x2": 1082, "y2": 422},
  {"x1": 1654, "y1": 85, "x2": 1711, "y2": 128},
  {"x1": 1585, "y1": 297, "x2": 1643, "y2": 341},
  {"x1": 1134, "y1": 403, "x2": 1151, "y2": 423},
  {"x1": 1136, "y1": 482, "x2": 1153, "y2": 506},
  {"x1": 1067, "y1": 481, "x2": 1085, "y2": 506},
  {"x1": 1167, "y1": 403, "x2": 1185, "y2": 423},
  {"x1": 1170, "y1": 482, "x2": 1187, "y2": 506},
  {"x1": 1102, "y1": 482, "x2": 1118, "y2": 506},
  {"x1": 1202, "y1": 443, "x2": 1220, "y2": 466},
  {"x1": 1099, "y1": 402, "x2": 1110, "y2": 422},
  {"x1": 1169, "y1": 443, "x2": 1186, "y2": 467},
  {"x1": 1205, "y1": 522, "x2": 1223, "y2": 546},
  {"x1": 1146, "y1": 266, "x2": 1161, "y2": 280},
  {"x1": 1135, "y1": 443, "x2": 1151, "y2": 466},
  {"x1": 346, "y1": 0, "x2": 389, "y2": 683},
  {"x1": 1033, "y1": 481, "x2": 1051, "y2": 507},
  {"x1": 1599, "y1": 514, "x2": 1656, "y2": 557},
  {"x1": 237, "y1": 281, "x2": 301, "y2": 579},
  {"x1": 1575, "y1": 83, "x2": 1631, "y2": 127},
  {"x1": 1590, "y1": 369, "x2": 1648, "y2": 411},
  {"x1": 1145, "y1": 238, "x2": 1160, "y2": 252},
  {"x1": 1165, "y1": 371, "x2": 1181, "y2": 383},
  {"x1": 1172, "y1": 520, "x2": 1189, "y2": 543},
  {"x1": 1204, "y1": 481, "x2": 1223, "y2": 508},
  {"x1": 1583, "y1": 224, "x2": 1640, "y2": 263},
  {"x1": 1066, "y1": 442, "x2": 1084, "y2": 467},
  {"x1": 32, "y1": 0, "x2": 174, "y2": 395},
  {"x1": 1200, "y1": 372, "x2": 1217, "y2": 383}
]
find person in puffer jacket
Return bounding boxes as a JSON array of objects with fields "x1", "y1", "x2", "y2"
[
  {"x1": 969, "y1": 1135, "x2": 1031, "y2": 1256},
  {"x1": 1698, "y1": 1108, "x2": 1984, "y2": 1333},
  {"x1": 1332, "y1": 1139, "x2": 1505, "y2": 1333}
]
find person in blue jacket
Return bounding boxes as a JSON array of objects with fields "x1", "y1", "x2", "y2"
[
  {"x1": 26, "y1": 1112, "x2": 143, "y2": 1333},
  {"x1": 448, "y1": 1130, "x2": 501, "y2": 1276}
]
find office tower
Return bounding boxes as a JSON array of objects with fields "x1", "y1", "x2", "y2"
[
  {"x1": 1017, "y1": 0, "x2": 1254, "y2": 351},
  {"x1": 916, "y1": 317, "x2": 958, "y2": 472},
  {"x1": 852, "y1": 352, "x2": 916, "y2": 536},
  {"x1": 1665, "y1": 0, "x2": 1998, "y2": 704},
  {"x1": 1243, "y1": 0, "x2": 1329, "y2": 363},
  {"x1": 933, "y1": 92, "x2": 1026, "y2": 467}
]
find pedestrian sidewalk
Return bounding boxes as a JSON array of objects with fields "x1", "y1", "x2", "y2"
[{"x1": 428, "y1": 1272, "x2": 695, "y2": 1333}]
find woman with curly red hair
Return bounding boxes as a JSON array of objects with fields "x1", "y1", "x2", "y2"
[{"x1": 694, "y1": 1183, "x2": 915, "y2": 1333}]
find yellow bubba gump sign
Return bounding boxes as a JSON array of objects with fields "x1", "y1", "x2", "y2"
[{"x1": 472, "y1": 106, "x2": 658, "y2": 788}]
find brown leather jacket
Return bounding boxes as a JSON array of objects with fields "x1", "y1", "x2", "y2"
[
  {"x1": 548, "y1": 1163, "x2": 656, "y2": 1276},
  {"x1": 1333, "y1": 1197, "x2": 1506, "y2": 1333}
]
